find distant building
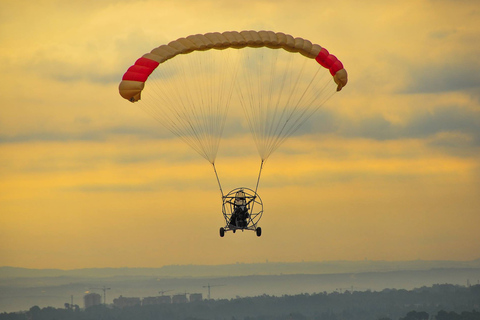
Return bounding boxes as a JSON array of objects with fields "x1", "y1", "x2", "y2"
[
  {"x1": 158, "y1": 295, "x2": 172, "y2": 304},
  {"x1": 172, "y1": 293, "x2": 188, "y2": 304},
  {"x1": 84, "y1": 293, "x2": 101, "y2": 309},
  {"x1": 142, "y1": 296, "x2": 158, "y2": 306},
  {"x1": 113, "y1": 295, "x2": 141, "y2": 308},
  {"x1": 142, "y1": 295, "x2": 172, "y2": 305},
  {"x1": 189, "y1": 293, "x2": 203, "y2": 302}
]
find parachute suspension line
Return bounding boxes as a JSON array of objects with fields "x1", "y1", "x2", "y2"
[
  {"x1": 236, "y1": 47, "x2": 338, "y2": 162},
  {"x1": 254, "y1": 159, "x2": 265, "y2": 195},
  {"x1": 262, "y1": 50, "x2": 304, "y2": 160},
  {"x1": 140, "y1": 56, "x2": 209, "y2": 160},
  {"x1": 138, "y1": 45, "x2": 338, "y2": 170},
  {"x1": 263, "y1": 68, "x2": 337, "y2": 157},
  {"x1": 140, "y1": 49, "x2": 239, "y2": 164},
  {"x1": 249, "y1": 158, "x2": 265, "y2": 219},
  {"x1": 212, "y1": 162, "x2": 224, "y2": 199}
]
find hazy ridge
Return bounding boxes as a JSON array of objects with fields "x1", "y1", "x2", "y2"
[{"x1": 2, "y1": 258, "x2": 480, "y2": 279}]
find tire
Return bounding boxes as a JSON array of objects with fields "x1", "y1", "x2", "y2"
[
  {"x1": 219, "y1": 227, "x2": 225, "y2": 237},
  {"x1": 256, "y1": 227, "x2": 262, "y2": 237}
]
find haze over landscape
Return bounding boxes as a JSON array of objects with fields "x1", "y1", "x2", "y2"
[{"x1": 1, "y1": 260, "x2": 480, "y2": 313}]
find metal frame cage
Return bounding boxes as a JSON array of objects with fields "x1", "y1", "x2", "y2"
[{"x1": 220, "y1": 187, "x2": 263, "y2": 237}]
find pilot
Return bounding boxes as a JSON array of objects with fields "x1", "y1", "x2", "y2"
[{"x1": 229, "y1": 190, "x2": 249, "y2": 228}]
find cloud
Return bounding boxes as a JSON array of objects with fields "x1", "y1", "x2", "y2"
[
  {"x1": 405, "y1": 106, "x2": 480, "y2": 139},
  {"x1": 20, "y1": 31, "x2": 150, "y2": 85},
  {"x1": 401, "y1": 64, "x2": 480, "y2": 94},
  {"x1": 0, "y1": 125, "x2": 157, "y2": 144},
  {"x1": 0, "y1": 131, "x2": 103, "y2": 144},
  {"x1": 65, "y1": 183, "x2": 157, "y2": 193},
  {"x1": 301, "y1": 104, "x2": 480, "y2": 150},
  {"x1": 2, "y1": 101, "x2": 478, "y2": 163}
]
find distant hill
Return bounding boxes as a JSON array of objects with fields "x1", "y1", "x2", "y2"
[{"x1": 1, "y1": 258, "x2": 480, "y2": 279}]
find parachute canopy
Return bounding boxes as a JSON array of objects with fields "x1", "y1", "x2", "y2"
[{"x1": 119, "y1": 30, "x2": 347, "y2": 163}]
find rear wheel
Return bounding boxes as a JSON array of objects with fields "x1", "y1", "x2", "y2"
[
  {"x1": 219, "y1": 227, "x2": 225, "y2": 237},
  {"x1": 256, "y1": 227, "x2": 262, "y2": 237}
]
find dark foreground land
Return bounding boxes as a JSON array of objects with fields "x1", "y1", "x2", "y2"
[{"x1": 1, "y1": 284, "x2": 480, "y2": 320}]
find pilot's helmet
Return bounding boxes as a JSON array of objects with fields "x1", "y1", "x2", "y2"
[{"x1": 235, "y1": 190, "x2": 246, "y2": 205}]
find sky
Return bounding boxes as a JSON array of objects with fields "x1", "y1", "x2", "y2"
[{"x1": 1, "y1": 0, "x2": 479, "y2": 270}]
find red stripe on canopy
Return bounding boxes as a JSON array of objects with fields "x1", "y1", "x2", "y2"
[
  {"x1": 315, "y1": 48, "x2": 343, "y2": 76},
  {"x1": 122, "y1": 57, "x2": 160, "y2": 82}
]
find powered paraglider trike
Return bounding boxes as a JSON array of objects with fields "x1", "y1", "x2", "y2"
[
  {"x1": 118, "y1": 30, "x2": 348, "y2": 237},
  {"x1": 220, "y1": 187, "x2": 263, "y2": 237}
]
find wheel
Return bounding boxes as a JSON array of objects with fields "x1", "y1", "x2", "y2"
[
  {"x1": 256, "y1": 227, "x2": 262, "y2": 237},
  {"x1": 219, "y1": 227, "x2": 225, "y2": 237}
]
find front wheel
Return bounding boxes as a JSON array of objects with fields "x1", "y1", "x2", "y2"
[
  {"x1": 256, "y1": 227, "x2": 262, "y2": 237},
  {"x1": 219, "y1": 227, "x2": 225, "y2": 237}
]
